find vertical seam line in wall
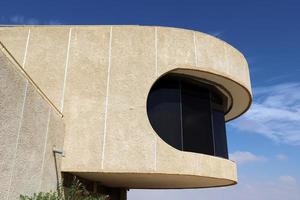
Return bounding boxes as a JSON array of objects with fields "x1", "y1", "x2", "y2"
[
  {"x1": 60, "y1": 28, "x2": 72, "y2": 112},
  {"x1": 6, "y1": 81, "x2": 29, "y2": 200},
  {"x1": 155, "y1": 27, "x2": 158, "y2": 77},
  {"x1": 153, "y1": 27, "x2": 158, "y2": 171},
  {"x1": 22, "y1": 28, "x2": 31, "y2": 69},
  {"x1": 193, "y1": 31, "x2": 198, "y2": 67},
  {"x1": 38, "y1": 108, "x2": 51, "y2": 191},
  {"x1": 223, "y1": 43, "x2": 229, "y2": 74},
  {"x1": 101, "y1": 26, "x2": 113, "y2": 169}
]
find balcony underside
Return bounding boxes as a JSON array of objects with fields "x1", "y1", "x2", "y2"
[{"x1": 71, "y1": 171, "x2": 236, "y2": 189}]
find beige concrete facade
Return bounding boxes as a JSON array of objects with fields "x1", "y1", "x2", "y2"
[
  {"x1": 0, "y1": 25, "x2": 252, "y2": 197},
  {"x1": 0, "y1": 44, "x2": 64, "y2": 199}
]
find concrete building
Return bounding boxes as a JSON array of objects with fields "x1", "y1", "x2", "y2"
[{"x1": 0, "y1": 26, "x2": 252, "y2": 199}]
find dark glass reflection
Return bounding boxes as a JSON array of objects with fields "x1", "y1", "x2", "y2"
[
  {"x1": 147, "y1": 74, "x2": 228, "y2": 158},
  {"x1": 147, "y1": 78, "x2": 182, "y2": 150},
  {"x1": 212, "y1": 111, "x2": 228, "y2": 158},
  {"x1": 181, "y1": 81, "x2": 214, "y2": 155}
]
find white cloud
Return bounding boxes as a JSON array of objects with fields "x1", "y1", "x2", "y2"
[
  {"x1": 128, "y1": 176, "x2": 300, "y2": 200},
  {"x1": 0, "y1": 15, "x2": 62, "y2": 25},
  {"x1": 276, "y1": 153, "x2": 288, "y2": 161},
  {"x1": 229, "y1": 151, "x2": 266, "y2": 165},
  {"x1": 10, "y1": 15, "x2": 40, "y2": 25},
  {"x1": 209, "y1": 30, "x2": 225, "y2": 38},
  {"x1": 230, "y1": 82, "x2": 300, "y2": 146},
  {"x1": 279, "y1": 176, "x2": 297, "y2": 185}
]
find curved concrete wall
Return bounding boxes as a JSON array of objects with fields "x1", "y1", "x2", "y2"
[{"x1": 0, "y1": 26, "x2": 252, "y2": 189}]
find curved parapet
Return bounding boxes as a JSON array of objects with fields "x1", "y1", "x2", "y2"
[{"x1": 0, "y1": 25, "x2": 252, "y2": 189}]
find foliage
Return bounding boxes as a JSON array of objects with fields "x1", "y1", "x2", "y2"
[{"x1": 19, "y1": 177, "x2": 109, "y2": 200}]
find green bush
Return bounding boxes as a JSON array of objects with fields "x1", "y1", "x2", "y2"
[{"x1": 19, "y1": 177, "x2": 109, "y2": 200}]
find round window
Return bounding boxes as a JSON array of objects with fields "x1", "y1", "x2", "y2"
[{"x1": 147, "y1": 73, "x2": 229, "y2": 158}]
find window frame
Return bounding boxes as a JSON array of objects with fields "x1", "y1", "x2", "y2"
[{"x1": 147, "y1": 74, "x2": 230, "y2": 159}]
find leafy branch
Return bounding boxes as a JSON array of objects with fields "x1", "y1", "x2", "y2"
[{"x1": 20, "y1": 177, "x2": 109, "y2": 200}]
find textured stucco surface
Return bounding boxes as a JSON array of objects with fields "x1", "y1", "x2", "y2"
[
  {"x1": 0, "y1": 48, "x2": 64, "y2": 199},
  {"x1": 0, "y1": 25, "x2": 252, "y2": 189},
  {"x1": 0, "y1": 27, "x2": 29, "y2": 64},
  {"x1": 0, "y1": 48, "x2": 27, "y2": 200},
  {"x1": 62, "y1": 27, "x2": 110, "y2": 171},
  {"x1": 24, "y1": 28, "x2": 70, "y2": 109}
]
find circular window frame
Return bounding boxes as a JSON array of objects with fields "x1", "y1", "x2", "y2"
[{"x1": 146, "y1": 72, "x2": 230, "y2": 158}]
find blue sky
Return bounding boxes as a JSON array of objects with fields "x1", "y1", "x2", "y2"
[{"x1": 1, "y1": 0, "x2": 299, "y2": 199}]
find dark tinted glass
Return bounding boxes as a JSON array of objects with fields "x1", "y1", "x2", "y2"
[
  {"x1": 146, "y1": 74, "x2": 228, "y2": 159},
  {"x1": 181, "y1": 81, "x2": 214, "y2": 155},
  {"x1": 147, "y1": 78, "x2": 182, "y2": 150},
  {"x1": 212, "y1": 111, "x2": 228, "y2": 158}
]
